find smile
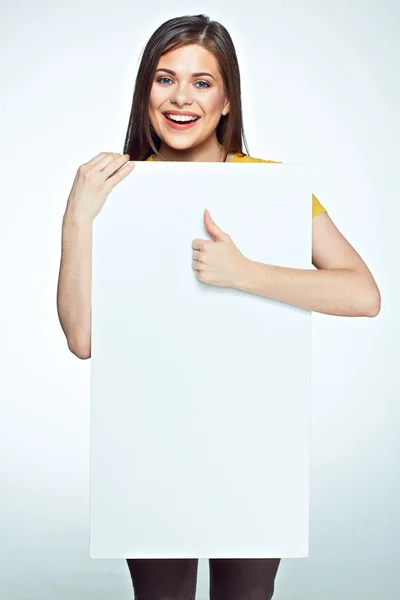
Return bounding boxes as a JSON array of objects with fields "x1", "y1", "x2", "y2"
[{"x1": 163, "y1": 112, "x2": 201, "y2": 130}]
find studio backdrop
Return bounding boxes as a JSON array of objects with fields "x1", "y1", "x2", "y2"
[{"x1": 0, "y1": 1, "x2": 398, "y2": 600}]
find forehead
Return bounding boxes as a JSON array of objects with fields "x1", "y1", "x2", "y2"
[{"x1": 157, "y1": 44, "x2": 220, "y2": 74}]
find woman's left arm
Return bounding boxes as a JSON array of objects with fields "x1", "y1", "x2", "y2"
[{"x1": 234, "y1": 212, "x2": 381, "y2": 317}]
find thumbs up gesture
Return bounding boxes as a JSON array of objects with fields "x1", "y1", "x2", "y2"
[{"x1": 191, "y1": 209, "x2": 250, "y2": 288}]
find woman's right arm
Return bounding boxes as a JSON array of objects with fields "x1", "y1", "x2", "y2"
[
  {"x1": 57, "y1": 152, "x2": 135, "y2": 359},
  {"x1": 57, "y1": 213, "x2": 93, "y2": 359}
]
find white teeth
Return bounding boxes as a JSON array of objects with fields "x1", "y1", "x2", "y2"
[{"x1": 166, "y1": 114, "x2": 198, "y2": 122}]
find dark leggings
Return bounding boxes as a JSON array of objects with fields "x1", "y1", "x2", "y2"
[{"x1": 126, "y1": 557, "x2": 281, "y2": 600}]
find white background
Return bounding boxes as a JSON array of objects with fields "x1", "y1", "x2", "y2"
[{"x1": 1, "y1": 0, "x2": 398, "y2": 599}]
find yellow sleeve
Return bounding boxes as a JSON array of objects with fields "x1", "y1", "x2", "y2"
[{"x1": 312, "y1": 193, "x2": 327, "y2": 217}]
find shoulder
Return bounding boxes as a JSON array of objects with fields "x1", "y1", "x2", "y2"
[
  {"x1": 232, "y1": 153, "x2": 281, "y2": 164},
  {"x1": 312, "y1": 194, "x2": 327, "y2": 217}
]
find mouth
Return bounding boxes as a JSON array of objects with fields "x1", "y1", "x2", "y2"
[{"x1": 162, "y1": 111, "x2": 201, "y2": 131}]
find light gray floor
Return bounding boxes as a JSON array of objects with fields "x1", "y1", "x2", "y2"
[{"x1": 0, "y1": 557, "x2": 211, "y2": 600}]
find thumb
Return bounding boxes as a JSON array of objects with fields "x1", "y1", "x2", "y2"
[{"x1": 204, "y1": 209, "x2": 228, "y2": 241}]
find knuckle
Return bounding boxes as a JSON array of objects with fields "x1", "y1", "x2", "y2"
[{"x1": 80, "y1": 167, "x2": 92, "y2": 180}]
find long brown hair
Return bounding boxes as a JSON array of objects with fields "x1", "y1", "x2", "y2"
[{"x1": 123, "y1": 14, "x2": 250, "y2": 160}]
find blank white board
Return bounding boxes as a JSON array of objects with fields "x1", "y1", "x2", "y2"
[{"x1": 90, "y1": 162, "x2": 312, "y2": 559}]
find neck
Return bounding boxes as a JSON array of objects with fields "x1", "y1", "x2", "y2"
[{"x1": 156, "y1": 134, "x2": 227, "y2": 162}]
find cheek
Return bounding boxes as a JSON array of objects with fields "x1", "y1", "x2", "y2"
[
  {"x1": 149, "y1": 86, "x2": 164, "y2": 111},
  {"x1": 201, "y1": 91, "x2": 226, "y2": 118}
]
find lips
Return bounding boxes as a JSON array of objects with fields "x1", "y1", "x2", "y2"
[
  {"x1": 162, "y1": 111, "x2": 201, "y2": 131},
  {"x1": 163, "y1": 110, "x2": 201, "y2": 118}
]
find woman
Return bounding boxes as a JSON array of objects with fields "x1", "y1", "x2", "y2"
[{"x1": 57, "y1": 14, "x2": 381, "y2": 600}]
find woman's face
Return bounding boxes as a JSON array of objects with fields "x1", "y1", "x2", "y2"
[{"x1": 149, "y1": 44, "x2": 230, "y2": 152}]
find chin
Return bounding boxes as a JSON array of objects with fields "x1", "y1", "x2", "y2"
[
  {"x1": 170, "y1": 140, "x2": 200, "y2": 151},
  {"x1": 160, "y1": 133, "x2": 203, "y2": 151}
]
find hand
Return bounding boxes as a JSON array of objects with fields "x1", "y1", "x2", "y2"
[
  {"x1": 65, "y1": 152, "x2": 135, "y2": 223},
  {"x1": 191, "y1": 209, "x2": 250, "y2": 287}
]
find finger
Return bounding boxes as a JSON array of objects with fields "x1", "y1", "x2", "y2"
[
  {"x1": 85, "y1": 152, "x2": 119, "y2": 170},
  {"x1": 192, "y1": 238, "x2": 209, "y2": 251},
  {"x1": 192, "y1": 260, "x2": 204, "y2": 271},
  {"x1": 102, "y1": 154, "x2": 131, "y2": 179},
  {"x1": 105, "y1": 159, "x2": 135, "y2": 187},
  {"x1": 85, "y1": 152, "x2": 110, "y2": 167},
  {"x1": 192, "y1": 249, "x2": 203, "y2": 261}
]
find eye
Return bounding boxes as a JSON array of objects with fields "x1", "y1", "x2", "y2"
[
  {"x1": 156, "y1": 77, "x2": 173, "y2": 85},
  {"x1": 195, "y1": 80, "x2": 211, "y2": 89}
]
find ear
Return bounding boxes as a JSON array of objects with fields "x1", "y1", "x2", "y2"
[{"x1": 222, "y1": 98, "x2": 230, "y2": 116}]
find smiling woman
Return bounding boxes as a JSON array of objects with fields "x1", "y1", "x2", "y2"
[
  {"x1": 146, "y1": 44, "x2": 231, "y2": 159},
  {"x1": 123, "y1": 15, "x2": 246, "y2": 163},
  {"x1": 57, "y1": 12, "x2": 381, "y2": 600}
]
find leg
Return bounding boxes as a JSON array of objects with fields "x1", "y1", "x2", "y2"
[
  {"x1": 126, "y1": 558, "x2": 198, "y2": 600},
  {"x1": 209, "y1": 558, "x2": 281, "y2": 600}
]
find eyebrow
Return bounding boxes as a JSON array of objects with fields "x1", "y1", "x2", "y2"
[{"x1": 155, "y1": 68, "x2": 216, "y2": 81}]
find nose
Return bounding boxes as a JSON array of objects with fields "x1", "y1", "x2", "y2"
[{"x1": 170, "y1": 82, "x2": 193, "y2": 107}]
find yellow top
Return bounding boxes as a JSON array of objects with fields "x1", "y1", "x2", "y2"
[{"x1": 146, "y1": 152, "x2": 327, "y2": 217}]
